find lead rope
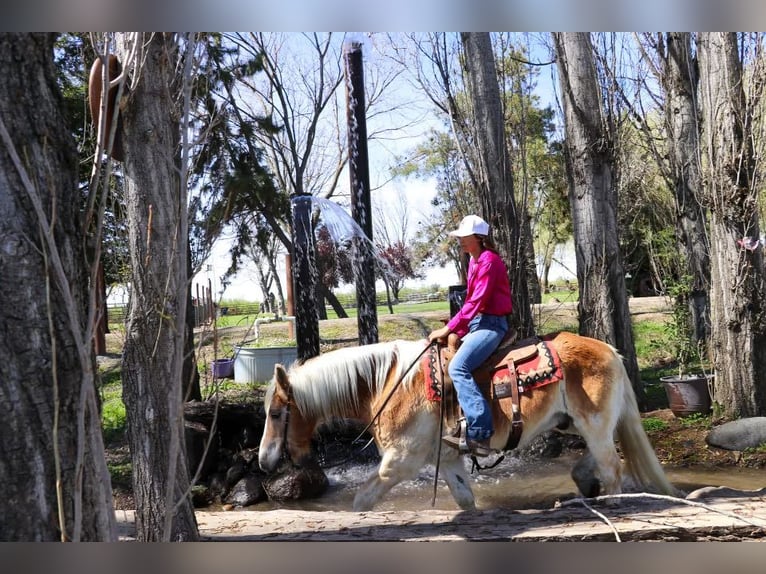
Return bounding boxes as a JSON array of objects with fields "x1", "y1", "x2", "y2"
[{"x1": 431, "y1": 343, "x2": 446, "y2": 506}]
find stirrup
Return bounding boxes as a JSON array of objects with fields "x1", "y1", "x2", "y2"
[
  {"x1": 441, "y1": 420, "x2": 497, "y2": 458},
  {"x1": 444, "y1": 418, "x2": 466, "y2": 439},
  {"x1": 441, "y1": 434, "x2": 496, "y2": 458},
  {"x1": 442, "y1": 419, "x2": 467, "y2": 450}
]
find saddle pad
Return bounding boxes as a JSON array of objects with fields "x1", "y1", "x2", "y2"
[
  {"x1": 491, "y1": 337, "x2": 563, "y2": 393},
  {"x1": 422, "y1": 335, "x2": 564, "y2": 402}
]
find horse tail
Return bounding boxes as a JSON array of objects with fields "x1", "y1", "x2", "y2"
[{"x1": 614, "y1": 354, "x2": 681, "y2": 497}]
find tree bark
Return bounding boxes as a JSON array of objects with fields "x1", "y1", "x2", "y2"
[
  {"x1": 0, "y1": 33, "x2": 116, "y2": 541},
  {"x1": 116, "y1": 32, "x2": 199, "y2": 541},
  {"x1": 184, "y1": 243, "x2": 201, "y2": 402},
  {"x1": 661, "y1": 32, "x2": 711, "y2": 344},
  {"x1": 460, "y1": 32, "x2": 534, "y2": 337},
  {"x1": 697, "y1": 32, "x2": 766, "y2": 417},
  {"x1": 552, "y1": 32, "x2": 645, "y2": 405}
]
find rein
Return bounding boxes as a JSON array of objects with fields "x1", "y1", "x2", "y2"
[{"x1": 311, "y1": 340, "x2": 439, "y2": 470}]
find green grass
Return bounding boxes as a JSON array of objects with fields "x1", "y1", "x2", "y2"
[
  {"x1": 323, "y1": 301, "x2": 449, "y2": 320},
  {"x1": 214, "y1": 313, "x2": 263, "y2": 329},
  {"x1": 678, "y1": 412, "x2": 712, "y2": 429},
  {"x1": 100, "y1": 376, "x2": 126, "y2": 445},
  {"x1": 540, "y1": 289, "x2": 578, "y2": 305},
  {"x1": 641, "y1": 416, "x2": 669, "y2": 433},
  {"x1": 633, "y1": 320, "x2": 670, "y2": 369},
  {"x1": 199, "y1": 379, "x2": 263, "y2": 402},
  {"x1": 108, "y1": 462, "x2": 132, "y2": 489}
]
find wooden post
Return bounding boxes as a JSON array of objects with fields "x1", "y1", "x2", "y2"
[
  {"x1": 291, "y1": 195, "x2": 320, "y2": 360},
  {"x1": 285, "y1": 252, "x2": 295, "y2": 339},
  {"x1": 344, "y1": 38, "x2": 378, "y2": 346}
]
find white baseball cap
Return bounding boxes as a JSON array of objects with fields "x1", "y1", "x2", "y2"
[{"x1": 449, "y1": 214, "x2": 490, "y2": 237}]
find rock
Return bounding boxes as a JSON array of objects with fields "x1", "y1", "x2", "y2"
[
  {"x1": 208, "y1": 472, "x2": 227, "y2": 499},
  {"x1": 184, "y1": 420, "x2": 218, "y2": 480},
  {"x1": 223, "y1": 474, "x2": 267, "y2": 507},
  {"x1": 262, "y1": 460, "x2": 329, "y2": 501},
  {"x1": 706, "y1": 417, "x2": 766, "y2": 451},
  {"x1": 225, "y1": 459, "x2": 247, "y2": 489},
  {"x1": 191, "y1": 485, "x2": 213, "y2": 508}
]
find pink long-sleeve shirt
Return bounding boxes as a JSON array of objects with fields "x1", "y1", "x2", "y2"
[{"x1": 446, "y1": 249, "x2": 513, "y2": 338}]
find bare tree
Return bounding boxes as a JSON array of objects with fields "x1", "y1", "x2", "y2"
[
  {"x1": 552, "y1": 32, "x2": 644, "y2": 404},
  {"x1": 460, "y1": 32, "x2": 534, "y2": 336},
  {"x1": 389, "y1": 33, "x2": 553, "y2": 325},
  {"x1": 626, "y1": 33, "x2": 711, "y2": 342},
  {"x1": 656, "y1": 34, "x2": 710, "y2": 343},
  {"x1": 216, "y1": 33, "x2": 404, "y2": 346},
  {"x1": 115, "y1": 32, "x2": 199, "y2": 541},
  {"x1": 697, "y1": 32, "x2": 766, "y2": 417},
  {"x1": 0, "y1": 33, "x2": 116, "y2": 541}
]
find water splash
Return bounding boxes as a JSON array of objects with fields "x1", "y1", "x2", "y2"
[
  {"x1": 291, "y1": 195, "x2": 396, "y2": 280},
  {"x1": 301, "y1": 196, "x2": 368, "y2": 245}
]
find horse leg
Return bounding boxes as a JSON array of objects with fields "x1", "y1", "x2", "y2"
[
  {"x1": 352, "y1": 444, "x2": 427, "y2": 511},
  {"x1": 577, "y1": 432, "x2": 623, "y2": 498},
  {"x1": 438, "y1": 456, "x2": 476, "y2": 510},
  {"x1": 570, "y1": 449, "x2": 601, "y2": 498}
]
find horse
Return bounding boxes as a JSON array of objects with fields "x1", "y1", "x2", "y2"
[{"x1": 258, "y1": 331, "x2": 679, "y2": 511}]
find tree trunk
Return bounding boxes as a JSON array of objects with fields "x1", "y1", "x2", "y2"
[
  {"x1": 0, "y1": 33, "x2": 116, "y2": 541},
  {"x1": 116, "y1": 33, "x2": 199, "y2": 541},
  {"x1": 552, "y1": 32, "x2": 645, "y2": 405},
  {"x1": 697, "y1": 32, "x2": 766, "y2": 417},
  {"x1": 523, "y1": 219, "x2": 542, "y2": 304},
  {"x1": 460, "y1": 32, "x2": 534, "y2": 337},
  {"x1": 184, "y1": 243, "x2": 201, "y2": 402},
  {"x1": 662, "y1": 32, "x2": 711, "y2": 344}
]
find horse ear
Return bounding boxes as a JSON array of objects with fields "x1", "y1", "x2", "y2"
[{"x1": 274, "y1": 363, "x2": 290, "y2": 394}]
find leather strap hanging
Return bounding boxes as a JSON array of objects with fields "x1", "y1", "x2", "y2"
[{"x1": 504, "y1": 359, "x2": 524, "y2": 451}]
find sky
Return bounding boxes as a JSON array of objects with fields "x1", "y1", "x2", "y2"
[{"x1": 193, "y1": 33, "x2": 575, "y2": 303}]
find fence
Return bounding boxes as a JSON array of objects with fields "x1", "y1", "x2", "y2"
[
  {"x1": 106, "y1": 287, "x2": 450, "y2": 325},
  {"x1": 331, "y1": 289, "x2": 447, "y2": 309}
]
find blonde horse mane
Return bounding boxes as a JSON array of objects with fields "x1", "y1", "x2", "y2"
[{"x1": 266, "y1": 340, "x2": 426, "y2": 421}]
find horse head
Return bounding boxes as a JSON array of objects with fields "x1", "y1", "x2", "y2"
[{"x1": 258, "y1": 363, "x2": 315, "y2": 473}]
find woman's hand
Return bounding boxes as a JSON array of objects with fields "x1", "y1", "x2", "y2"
[{"x1": 428, "y1": 325, "x2": 451, "y2": 343}]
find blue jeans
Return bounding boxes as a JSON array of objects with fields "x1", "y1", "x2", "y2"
[{"x1": 448, "y1": 314, "x2": 508, "y2": 441}]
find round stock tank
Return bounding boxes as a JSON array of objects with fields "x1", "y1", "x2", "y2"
[{"x1": 233, "y1": 346, "x2": 298, "y2": 383}]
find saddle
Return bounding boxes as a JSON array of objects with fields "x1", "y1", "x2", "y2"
[{"x1": 422, "y1": 330, "x2": 564, "y2": 451}]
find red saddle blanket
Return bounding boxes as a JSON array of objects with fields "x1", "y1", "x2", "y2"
[{"x1": 422, "y1": 335, "x2": 564, "y2": 402}]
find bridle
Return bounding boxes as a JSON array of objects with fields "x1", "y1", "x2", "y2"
[
  {"x1": 274, "y1": 340, "x2": 438, "y2": 470},
  {"x1": 270, "y1": 384, "x2": 295, "y2": 467}
]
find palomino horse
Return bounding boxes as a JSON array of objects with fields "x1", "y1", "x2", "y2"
[{"x1": 258, "y1": 331, "x2": 678, "y2": 511}]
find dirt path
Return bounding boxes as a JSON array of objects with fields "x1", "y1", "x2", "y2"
[{"x1": 116, "y1": 490, "x2": 766, "y2": 541}]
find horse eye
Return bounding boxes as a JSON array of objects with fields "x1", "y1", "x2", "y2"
[{"x1": 269, "y1": 409, "x2": 282, "y2": 419}]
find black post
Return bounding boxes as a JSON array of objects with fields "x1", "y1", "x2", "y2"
[
  {"x1": 291, "y1": 194, "x2": 320, "y2": 360},
  {"x1": 344, "y1": 39, "x2": 378, "y2": 346}
]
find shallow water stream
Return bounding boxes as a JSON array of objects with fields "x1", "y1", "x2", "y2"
[{"x1": 229, "y1": 452, "x2": 766, "y2": 513}]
